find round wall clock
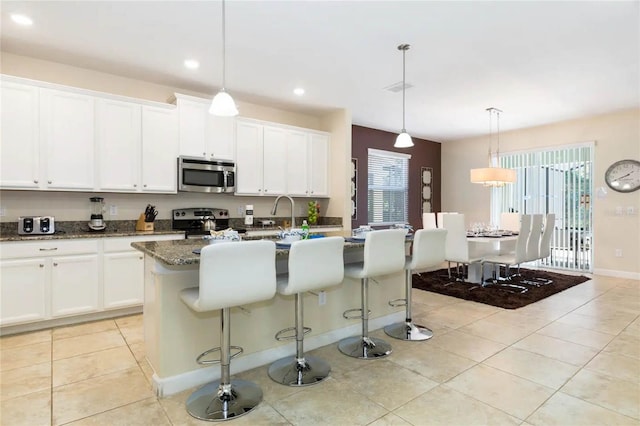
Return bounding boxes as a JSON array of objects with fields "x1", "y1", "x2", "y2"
[{"x1": 604, "y1": 159, "x2": 640, "y2": 193}]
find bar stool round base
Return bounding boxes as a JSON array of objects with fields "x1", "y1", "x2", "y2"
[
  {"x1": 338, "y1": 336, "x2": 392, "y2": 359},
  {"x1": 185, "y1": 379, "x2": 262, "y2": 421},
  {"x1": 268, "y1": 355, "x2": 331, "y2": 386},
  {"x1": 384, "y1": 322, "x2": 433, "y2": 341}
]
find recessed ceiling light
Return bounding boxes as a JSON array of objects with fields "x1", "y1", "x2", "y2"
[
  {"x1": 11, "y1": 13, "x2": 33, "y2": 26},
  {"x1": 293, "y1": 87, "x2": 305, "y2": 96},
  {"x1": 184, "y1": 59, "x2": 200, "y2": 70}
]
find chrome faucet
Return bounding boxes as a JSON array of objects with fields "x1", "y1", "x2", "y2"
[{"x1": 271, "y1": 195, "x2": 295, "y2": 228}]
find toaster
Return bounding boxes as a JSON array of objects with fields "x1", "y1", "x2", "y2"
[{"x1": 18, "y1": 216, "x2": 55, "y2": 235}]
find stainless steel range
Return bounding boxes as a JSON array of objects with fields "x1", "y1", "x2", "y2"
[{"x1": 172, "y1": 207, "x2": 231, "y2": 238}]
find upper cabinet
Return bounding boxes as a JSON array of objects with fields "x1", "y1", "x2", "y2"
[
  {"x1": 0, "y1": 81, "x2": 40, "y2": 189},
  {"x1": 39, "y1": 88, "x2": 96, "y2": 190},
  {"x1": 235, "y1": 118, "x2": 330, "y2": 197},
  {"x1": 175, "y1": 93, "x2": 235, "y2": 161},
  {"x1": 0, "y1": 75, "x2": 179, "y2": 194}
]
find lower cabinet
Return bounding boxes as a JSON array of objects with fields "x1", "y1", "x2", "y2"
[
  {"x1": 51, "y1": 254, "x2": 99, "y2": 317},
  {"x1": 0, "y1": 234, "x2": 182, "y2": 328},
  {"x1": 0, "y1": 258, "x2": 47, "y2": 325},
  {"x1": 103, "y1": 251, "x2": 144, "y2": 309}
]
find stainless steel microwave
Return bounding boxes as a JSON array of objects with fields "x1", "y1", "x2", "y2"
[{"x1": 178, "y1": 156, "x2": 235, "y2": 193}]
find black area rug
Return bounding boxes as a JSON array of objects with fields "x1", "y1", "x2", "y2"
[{"x1": 412, "y1": 268, "x2": 591, "y2": 310}]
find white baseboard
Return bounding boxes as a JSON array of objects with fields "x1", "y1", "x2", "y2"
[
  {"x1": 152, "y1": 311, "x2": 405, "y2": 397},
  {"x1": 593, "y1": 268, "x2": 640, "y2": 280}
]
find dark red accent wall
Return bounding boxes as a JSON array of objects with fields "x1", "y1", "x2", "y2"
[{"x1": 351, "y1": 125, "x2": 441, "y2": 229}]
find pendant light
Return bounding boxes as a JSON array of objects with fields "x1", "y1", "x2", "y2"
[
  {"x1": 209, "y1": 0, "x2": 238, "y2": 116},
  {"x1": 394, "y1": 44, "x2": 414, "y2": 148},
  {"x1": 470, "y1": 107, "x2": 516, "y2": 186}
]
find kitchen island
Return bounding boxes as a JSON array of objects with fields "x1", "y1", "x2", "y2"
[{"x1": 131, "y1": 238, "x2": 406, "y2": 397}]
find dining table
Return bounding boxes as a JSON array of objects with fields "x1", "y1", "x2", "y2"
[{"x1": 465, "y1": 232, "x2": 518, "y2": 284}]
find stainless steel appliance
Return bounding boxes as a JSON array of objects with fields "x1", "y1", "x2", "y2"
[
  {"x1": 178, "y1": 156, "x2": 235, "y2": 193},
  {"x1": 172, "y1": 207, "x2": 231, "y2": 238},
  {"x1": 18, "y1": 216, "x2": 55, "y2": 235}
]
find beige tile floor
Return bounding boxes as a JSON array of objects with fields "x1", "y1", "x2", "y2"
[{"x1": 1, "y1": 274, "x2": 639, "y2": 425}]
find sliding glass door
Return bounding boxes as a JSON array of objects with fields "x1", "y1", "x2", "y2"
[{"x1": 492, "y1": 144, "x2": 593, "y2": 272}]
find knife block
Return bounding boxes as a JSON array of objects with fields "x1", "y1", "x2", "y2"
[{"x1": 136, "y1": 213, "x2": 154, "y2": 231}]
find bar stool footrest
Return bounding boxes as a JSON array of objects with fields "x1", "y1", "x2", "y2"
[
  {"x1": 196, "y1": 345, "x2": 244, "y2": 365},
  {"x1": 275, "y1": 326, "x2": 311, "y2": 341},
  {"x1": 388, "y1": 298, "x2": 407, "y2": 307},
  {"x1": 342, "y1": 308, "x2": 371, "y2": 320}
]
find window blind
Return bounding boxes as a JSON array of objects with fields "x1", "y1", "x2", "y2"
[
  {"x1": 492, "y1": 143, "x2": 593, "y2": 272},
  {"x1": 367, "y1": 148, "x2": 411, "y2": 225}
]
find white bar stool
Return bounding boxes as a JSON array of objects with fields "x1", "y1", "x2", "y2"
[
  {"x1": 268, "y1": 237, "x2": 345, "y2": 386},
  {"x1": 339, "y1": 229, "x2": 407, "y2": 359},
  {"x1": 179, "y1": 240, "x2": 276, "y2": 421},
  {"x1": 384, "y1": 228, "x2": 447, "y2": 341}
]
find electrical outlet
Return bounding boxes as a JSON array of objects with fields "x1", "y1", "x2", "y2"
[
  {"x1": 627, "y1": 206, "x2": 636, "y2": 215},
  {"x1": 109, "y1": 205, "x2": 118, "y2": 216},
  {"x1": 237, "y1": 206, "x2": 244, "y2": 215},
  {"x1": 0, "y1": 207, "x2": 6, "y2": 217},
  {"x1": 615, "y1": 249, "x2": 623, "y2": 258},
  {"x1": 615, "y1": 206, "x2": 624, "y2": 216},
  {"x1": 318, "y1": 291, "x2": 327, "y2": 306}
]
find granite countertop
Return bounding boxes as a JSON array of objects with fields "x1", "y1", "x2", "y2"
[
  {"x1": 0, "y1": 220, "x2": 184, "y2": 242},
  {"x1": 132, "y1": 238, "x2": 364, "y2": 267}
]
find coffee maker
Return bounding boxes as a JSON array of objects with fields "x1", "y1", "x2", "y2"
[{"x1": 89, "y1": 197, "x2": 106, "y2": 231}]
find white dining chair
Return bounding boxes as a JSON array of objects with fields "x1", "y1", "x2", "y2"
[
  {"x1": 441, "y1": 213, "x2": 483, "y2": 282},
  {"x1": 526, "y1": 214, "x2": 544, "y2": 262},
  {"x1": 437, "y1": 212, "x2": 458, "y2": 229},
  {"x1": 529, "y1": 213, "x2": 556, "y2": 286},
  {"x1": 422, "y1": 212, "x2": 437, "y2": 230},
  {"x1": 482, "y1": 214, "x2": 531, "y2": 293}
]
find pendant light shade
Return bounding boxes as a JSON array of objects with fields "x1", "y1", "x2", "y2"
[
  {"x1": 394, "y1": 44, "x2": 414, "y2": 148},
  {"x1": 209, "y1": 89, "x2": 238, "y2": 116},
  {"x1": 210, "y1": 0, "x2": 238, "y2": 117},
  {"x1": 470, "y1": 107, "x2": 516, "y2": 187},
  {"x1": 395, "y1": 131, "x2": 413, "y2": 148}
]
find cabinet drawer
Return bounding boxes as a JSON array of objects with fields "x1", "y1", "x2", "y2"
[
  {"x1": 0, "y1": 239, "x2": 99, "y2": 260},
  {"x1": 103, "y1": 234, "x2": 183, "y2": 252}
]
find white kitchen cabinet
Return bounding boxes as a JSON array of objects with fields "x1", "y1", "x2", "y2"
[
  {"x1": 50, "y1": 254, "x2": 99, "y2": 317},
  {"x1": 0, "y1": 258, "x2": 47, "y2": 326},
  {"x1": 40, "y1": 88, "x2": 96, "y2": 190},
  {"x1": 236, "y1": 118, "x2": 329, "y2": 197},
  {"x1": 262, "y1": 126, "x2": 288, "y2": 195},
  {"x1": 103, "y1": 251, "x2": 144, "y2": 309},
  {"x1": 235, "y1": 120, "x2": 264, "y2": 194},
  {"x1": 102, "y1": 234, "x2": 183, "y2": 310},
  {"x1": 286, "y1": 130, "x2": 310, "y2": 196},
  {"x1": 0, "y1": 80, "x2": 40, "y2": 189},
  {"x1": 0, "y1": 239, "x2": 99, "y2": 325},
  {"x1": 235, "y1": 120, "x2": 288, "y2": 196},
  {"x1": 309, "y1": 132, "x2": 329, "y2": 197},
  {"x1": 97, "y1": 99, "x2": 142, "y2": 191},
  {"x1": 141, "y1": 105, "x2": 179, "y2": 192},
  {"x1": 176, "y1": 94, "x2": 235, "y2": 161}
]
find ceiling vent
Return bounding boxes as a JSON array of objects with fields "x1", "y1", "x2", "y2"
[{"x1": 384, "y1": 81, "x2": 413, "y2": 93}]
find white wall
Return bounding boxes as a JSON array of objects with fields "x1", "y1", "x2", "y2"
[
  {"x1": 442, "y1": 108, "x2": 640, "y2": 278},
  {"x1": 0, "y1": 53, "x2": 351, "y2": 229}
]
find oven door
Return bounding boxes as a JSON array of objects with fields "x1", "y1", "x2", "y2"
[{"x1": 178, "y1": 156, "x2": 235, "y2": 193}]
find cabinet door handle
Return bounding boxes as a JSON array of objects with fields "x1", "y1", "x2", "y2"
[
  {"x1": 39, "y1": 247, "x2": 58, "y2": 251},
  {"x1": 139, "y1": 256, "x2": 143, "y2": 260},
  {"x1": 53, "y1": 263, "x2": 58, "y2": 267},
  {"x1": 47, "y1": 180, "x2": 52, "y2": 184},
  {"x1": 143, "y1": 184, "x2": 147, "y2": 188},
  {"x1": 202, "y1": 152, "x2": 206, "y2": 156},
  {"x1": 34, "y1": 179, "x2": 39, "y2": 184},
  {"x1": 133, "y1": 184, "x2": 137, "y2": 188},
  {"x1": 39, "y1": 264, "x2": 44, "y2": 268}
]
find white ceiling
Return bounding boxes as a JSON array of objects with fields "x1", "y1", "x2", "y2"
[{"x1": 1, "y1": 1, "x2": 638, "y2": 142}]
